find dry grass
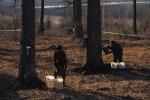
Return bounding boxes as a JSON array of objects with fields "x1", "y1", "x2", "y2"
[
  {"x1": 0, "y1": 16, "x2": 21, "y2": 30},
  {"x1": 0, "y1": 32, "x2": 150, "y2": 100}
]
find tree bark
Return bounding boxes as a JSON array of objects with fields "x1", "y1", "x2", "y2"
[
  {"x1": 86, "y1": 0, "x2": 103, "y2": 72},
  {"x1": 73, "y1": 0, "x2": 82, "y2": 38},
  {"x1": 39, "y1": 0, "x2": 44, "y2": 36},
  {"x1": 19, "y1": 0, "x2": 38, "y2": 83}
]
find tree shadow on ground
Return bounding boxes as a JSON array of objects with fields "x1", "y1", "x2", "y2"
[
  {"x1": 0, "y1": 56, "x2": 18, "y2": 63},
  {"x1": 0, "y1": 72, "x2": 48, "y2": 99},
  {"x1": 17, "y1": 77, "x2": 47, "y2": 91},
  {"x1": 0, "y1": 48, "x2": 18, "y2": 60},
  {"x1": 0, "y1": 48, "x2": 15, "y2": 56},
  {"x1": 71, "y1": 63, "x2": 111, "y2": 74},
  {"x1": 110, "y1": 67, "x2": 150, "y2": 81},
  {"x1": 71, "y1": 63, "x2": 150, "y2": 81},
  {"x1": 0, "y1": 73, "x2": 22, "y2": 100},
  {"x1": 0, "y1": 48, "x2": 19, "y2": 69},
  {"x1": 49, "y1": 87, "x2": 135, "y2": 100},
  {"x1": 0, "y1": 48, "x2": 18, "y2": 53},
  {"x1": 36, "y1": 45, "x2": 56, "y2": 52}
]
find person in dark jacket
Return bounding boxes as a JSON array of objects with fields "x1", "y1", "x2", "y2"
[
  {"x1": 54, "y1": 45, "x2": 67, "y2": 86},
  {"x1": 109, "y1": 41, "x2": 123, "y2": 62}
]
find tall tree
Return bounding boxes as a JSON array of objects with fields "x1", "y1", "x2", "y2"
[
  {"x1": 0, "y1": 0, "x2": 3, "y2": 9},
  {"x1": 86, "y1": 0, "x2": 103, "y2": 71},
  {"x1": 19, "y1": 0, "x2": 38, "y2": 83},
  {"x1": 39, "y1": 0, "x2": 44, "y2": 36},
  {"x1": 73, "y1": 0, "x2": 82, "y2": 38},
  {"x1": 133, "y1": 0, "x2": 137, "y2": 34}
]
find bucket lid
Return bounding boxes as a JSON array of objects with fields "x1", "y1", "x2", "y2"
[
  {"x1": 56, "y1": 78, "x2": 63, "y2": 83},
  {"x1": 46, "y1": 75, "x2": 55, "y2": 79}
]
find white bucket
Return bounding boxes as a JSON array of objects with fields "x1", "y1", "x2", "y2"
[
  {"x1": 46, "y1": 75, "x2": 55, "y2": 88},
  {"x1": 111, "y1": 62, "x2": 126, "y2": 69},
  {"x1": 54, "y1": 77, "x2": 64, "y2": 89},
  {"x1": 118, "y1": 62, "x2": 126, "y2": 69},
  {"x1": 111, "y1": 62, "x2": 119, "y2": 69}
]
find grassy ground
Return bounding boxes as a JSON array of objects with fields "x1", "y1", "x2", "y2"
[{"x1": 0, "y1": 31, "x2": 150, "y2": 100}]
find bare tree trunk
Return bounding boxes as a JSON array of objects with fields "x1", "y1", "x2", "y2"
[
  {"x1": 19, "y1": 0, "x2": 38, "y2": 84},
  {"x1": 39, "y1": 0, "x2": 44, "y2": 36},
  {"x1": 86, "y1": 0, "x2": 103, "y2": 72},
  {"x1": 133, "y1": 0, "x2": 137, "y2": 34},
  {"x1": 73, "y1": 0, "x2": 82, "y2": 38}
]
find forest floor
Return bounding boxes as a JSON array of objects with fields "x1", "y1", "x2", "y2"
[{"x1": 0, "y1": 31, "x2": 150, "y2": 100}]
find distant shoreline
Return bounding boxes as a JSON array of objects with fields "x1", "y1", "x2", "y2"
[{"x1": 34, "y1": 1, "x2": 150, "y2": 9}]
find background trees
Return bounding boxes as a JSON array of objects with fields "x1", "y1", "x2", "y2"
[
  {"x1": 39, "y1": 0, "x2": 44, "y2": 36},
  {"x1": 133, "y1": 0, "x2": 137, "y2": 34},
  {"x1": 73, "y1": 0, "x2": 82, "y2": 38}
]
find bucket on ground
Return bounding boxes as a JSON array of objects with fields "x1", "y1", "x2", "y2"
[
  {"x1": 54, "y1": 77, "x2": 64, "y2": 89},
  {"x1": 46, "y1": 75, "x2": 64, "y2": 89},
  {"x1": 118, "y1": 62, "x2": 126, "y2": 69},
  {"x1": 111, "y1": 62, "x2": 126, "y2": 69},
  {"x1": 46, "y1": 75, "x2": 55, "y2": 88},
  {"x1": 111, "y1": 62, "x2": 119, "y2": 69}
]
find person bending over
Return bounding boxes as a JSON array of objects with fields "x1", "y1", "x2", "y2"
[{"x1": 109, "y1": 41, "x2": 123, "y2": 62}]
